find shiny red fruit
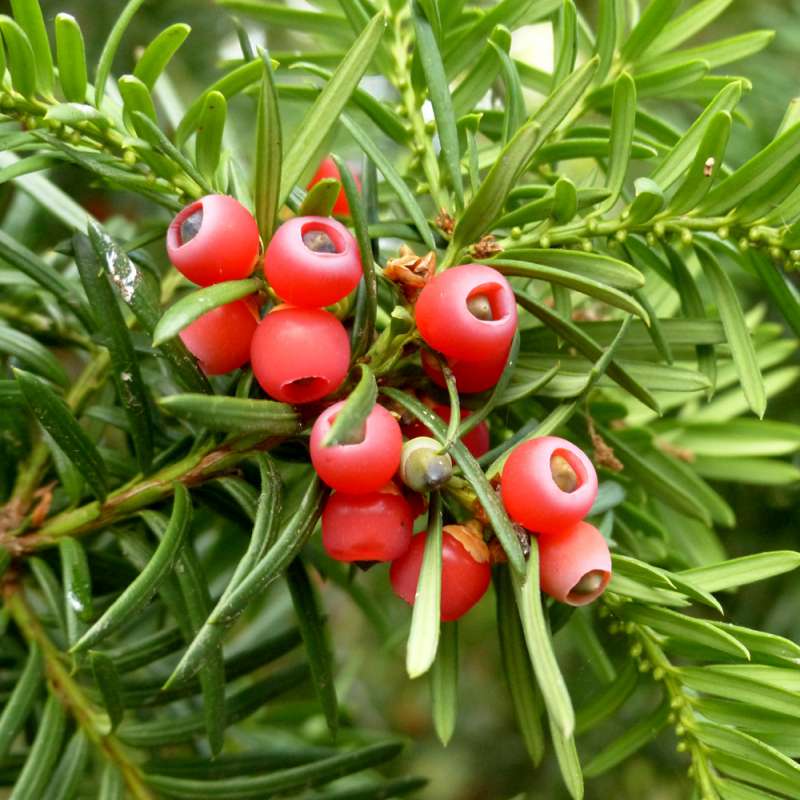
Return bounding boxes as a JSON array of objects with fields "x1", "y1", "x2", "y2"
[
  {"x1": 310, "y1": 401, "x2": 403, "y2": 494},
  {"x1": 538, "y1": 521, "x2": 611, "y2": 606},
  {"x1": 167, "y1": 195, "x2": 259, "y2": 286},
  {"x1": 179, "y1": 298, "x2": 258, "y2": 375},
  {"x1": 501, "y1": 436, "x2": 598, "y2": 536},
  {"x1": 264, "y1": 216, "x2": 362, "y2": 308},
  {"x1": 415, "y1": 264, "x2": 517, "y2": 362},
  {"x1": 321, "y1": 484, "x2": 413, "y2": 562},
  {"x1": 403, "y1": 403, "x2": 490, "y2": 458},
  {"x1": 390, "y1": 524, "x2": 491, "y2": 621},
  {"x1": 308, "y1": 157, "x2": 361, "y2": 217},
  {"x1": 421, "y1": 348, "x2": 508, "y2": 394},
  {"x1": 250, "y1": 306, "x2": 349, "y2": 404}
]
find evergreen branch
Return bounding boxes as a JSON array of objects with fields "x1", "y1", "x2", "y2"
[
  {"x1": 2, "y1": 435, "x2": 285, "y2": 554},
  {"x1": 4, "y1": 587, "x2": 155, "y2": 800}
]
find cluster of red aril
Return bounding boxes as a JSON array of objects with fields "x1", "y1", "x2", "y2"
[
  {"x1": 165, "y1": 162, "x2": 611, "y2": 623},
  {"x1": 400, "y1": 265, "x2": 612, "y2": 615},
  {"x1": 165, "y1": 160, "x2": 361, "y2": 392}
]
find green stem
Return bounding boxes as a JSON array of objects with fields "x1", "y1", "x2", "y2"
[
  {"x1": 605, "y1": 601, "x2": 721, "y2": 799},
  {"x1": 0, "y1": 87, "x2": 199, "y2": 202},
  {"x1": 5, "y1": 435, "x2": 282, "y2": 554},
  {"x1": 498, "y1": 211, "x2": 744, "y2": 250},
  {"x1": 5, "y1": 588, "x2": 156, "y2": 800},
  {"x1": 387, "y1": 6, "x2": 448, "y2": 212}
]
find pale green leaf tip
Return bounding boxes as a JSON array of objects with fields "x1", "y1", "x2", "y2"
[
  {"x1": 406, "y1": 659, "x2": 434, "y2": 680},
  {"x1": 436, "y1": 728, "x2": 453, "y2": 747}
]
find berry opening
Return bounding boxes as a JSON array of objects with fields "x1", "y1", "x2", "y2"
[
  {"x1": 550, "y1": 450, "x2": 583, "y2": 493},
  {"x1": 179, "y1": 207, "x2": 203, "y2": 245},
  {"x1": 301, "y1": 222, "x2": 344, "y2": 255},
  {"x1": 466, "y1": 283, "x2": 507, "y2": 323},
  {"x1": 280, "y1": 376, "x2": 329, "y2": 403},
  {"x1": 568, "y1": 569, "x2": 609, "y2": 602}
]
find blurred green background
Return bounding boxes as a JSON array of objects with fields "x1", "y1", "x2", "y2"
[{"x1": 4, "y1": 2, "x2": 800, "y2": 797}]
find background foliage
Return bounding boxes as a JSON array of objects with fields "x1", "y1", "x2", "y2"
[{"x1": 0, "y1": 1, "x2": 799, "y2": 799}]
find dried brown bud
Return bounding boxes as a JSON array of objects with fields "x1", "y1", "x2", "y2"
[
  {"x1": 435, "y1": 208, "x2": 455, "y2": 236},
  {"x1": 383, "y1": 245, "x2": 436, "y2": 302},
  {"x1": 470, "y1": 234, "x2": 502, "y2": 259}
]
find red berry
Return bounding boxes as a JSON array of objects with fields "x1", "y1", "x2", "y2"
[
  {"x1": 308, "y1": 157, "x2": 361, "y2": 217},
  {"x1": 501, "y1": 436, "x2": 598, "y2": 536},
  {"x1": 403, "y1": 403, "x2": 490, "y2": 458},
  {"x1": 415, "y1": 264, "x2": 517, "y2": 362},
  {"x1": 167, "y1": 195, "x2": 259, "y2": 286},
  {"x1": 321, "y1": 484, "x2": 413, "y2": 562},
  {"x1": 264, "y1": 216, "x2": 362, "y2": 308},
  {"x1": 310, "y1": 401, "x2": 403, "y2": 494},
  {"x1": 390, "y1": 524, "x2": 491, "y2": 621},
  {"x1": 538, "y1": 521, "x2": 611, "y2": 606},
  {"x1": 421, "y1": 348, "x2": 508, "y2": 394},
  {"x1": 250, "y1": 306, "x2": 350, "y2": 404},
  {"x1": 179, "y1": 298, "x2": 258, "y2": 375}
]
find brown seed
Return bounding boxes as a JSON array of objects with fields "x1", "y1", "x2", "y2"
[
  {"x1": 302, "y1": 229, "x2": 338, "y2": 253},
  {"x1": 551, "y1": 454, "x2": 578, "y2": 493},
  {"x1": 571, "y1": 570, "x2": 605, "y2": 595},
  {"x1": 467, "y1": 293, "x2": 494, "y2": 320}
]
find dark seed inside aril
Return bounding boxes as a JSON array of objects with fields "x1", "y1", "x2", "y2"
[
  {"x1": 179, "y1": 208, "x2": 203, "y2": 245},
  {"x1": 303, "y1": 229, "x2": 338, "y2": 254},
  {"x1": 467, "y1": 294, "x2": 494, "y2": 321}
]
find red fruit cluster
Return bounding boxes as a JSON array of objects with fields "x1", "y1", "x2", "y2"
[
  {"x1": 411, "y1": 262, "x2": 609, "y2": 608},
  {"x1": 311, "y1": 403, "x2": 408, "y2": 565},
  {"x1": 311, "y1": 398, "x2": 491, "y2": 621},
  {"x1": 252, "y1": 180, "x2": 362, "y2": 402},
  {"x1": 337, "y1": 262, "x2": 510, "y2": 621},
  {"x1": 166, "y1": 185, "x2": 360, "y2": 402},
  {"x1": 501, "y1": 436, "x2": 611, "y2": 606},
  {"x1": 352, "y1": 264, "x2": 515, "y2": 618},
  {"x1": 167, "y1": 195, "x2": 609, "y2": 616}
]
